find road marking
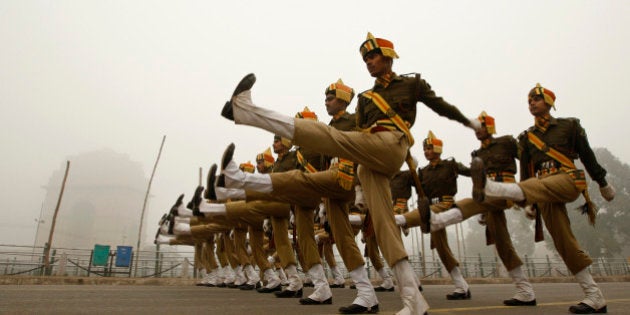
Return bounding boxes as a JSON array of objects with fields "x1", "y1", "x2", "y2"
[{"x1": 428, "y1": 298, "x2": 630, "y2": 312}]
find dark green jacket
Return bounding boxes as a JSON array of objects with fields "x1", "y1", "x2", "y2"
[
  {"x1": 518, "y1": 117, "x2": 607, "y2": 186},
  {"x1": 356, "y1": 73, "x2": 469, "y2": 130}
]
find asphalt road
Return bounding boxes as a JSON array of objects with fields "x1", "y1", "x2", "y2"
[{"x1": 1, "y1": 282, "x2": 629, "y2": 314}]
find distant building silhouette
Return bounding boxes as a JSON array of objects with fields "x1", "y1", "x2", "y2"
[{"x1": 35, "y1": 149, "x2": 148, "y2": 249}]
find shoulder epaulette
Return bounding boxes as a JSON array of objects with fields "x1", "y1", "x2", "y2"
[
  {"x1": 518, "y1": 129, "x2": 531, "y2": 140},
  {"x1": 358, "y1": 89, "x2": 373, "y2": 97}
]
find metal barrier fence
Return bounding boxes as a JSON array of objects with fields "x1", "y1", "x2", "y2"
[{"x1": 1, "y1": 244, "x2": 629, "y2": 279}]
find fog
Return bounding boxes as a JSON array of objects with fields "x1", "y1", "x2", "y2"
[{"x1": 1, "y1": 1, "x2": 629, "y2": 249}]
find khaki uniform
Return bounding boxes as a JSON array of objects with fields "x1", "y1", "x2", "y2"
[
  {"x1": 517, "y1": 117, "x2": 607, "y2": 274},
  {"x1": 292, "y1": 73, "x2": 469, "y2": 266},
  {"x1": 245, "y1": 112, "x2": 366, "y2": 271},
  {"x1": 404, "y1": 158, "x2": 469, "y2": 272}
]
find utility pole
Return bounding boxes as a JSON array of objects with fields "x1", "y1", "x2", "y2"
[
  {"x1": 43, "y1": 160, "x2": 70, "y2": 275},
  {"x1": 134, "y1": 135, "x2": 166, "y2": 277}
]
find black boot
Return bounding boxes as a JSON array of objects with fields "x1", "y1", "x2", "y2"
[
  {"x1": 274, "y1": 288, "x2": 303, "y2": 298},
  {"x1": 569, "y1": 303, "x2": 607, "y2": 314},
  {"x1": 503, "y1": 298, "x2": 536, "y2": 306},
  {"x1": 221, "y1": 73, "x2": 256, "y2": 120},
  {"x1": 204, "y1": 164, "x2": 217, "y2": 201},
  {"x1": 338, "y1": 303, "x2": 379, "y2": 314},
  {"x1": 446, "y1": 289, "x2": 471, "y2": 300},
  {"x1": 217, "y1": 143, "x2": 235, "y2": 187},
  {"x1": 299, "y1": 297, "x2": 332, "y2": 305}
]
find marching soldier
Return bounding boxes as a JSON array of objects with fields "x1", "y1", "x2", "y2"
[
  {"x1": 395, "y1": 131, "x2": 472, "y2": 300},
  {"x1": 216, "y1": 81, "x2": 381, "y2": 313},
  {"x1": 220, "y1": 32, "x2": 481, "y2": 314},
  {"x1": 472, "y1": 84, "x2": 615, "y2": 314}
]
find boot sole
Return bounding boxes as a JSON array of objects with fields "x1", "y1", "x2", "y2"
[
  {"x1": 217, "y1": 143, "x2": 235, "y2": 187},
  {"x1": 205, "y1": 163, "x2": 217, "y2": 200},
  {"x1": 471, "y1": 157, "x2": 486, "y2": 202}
]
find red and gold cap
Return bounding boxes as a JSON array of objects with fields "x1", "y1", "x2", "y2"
[
  {"x1": 529, "y1": 83, "x2": 556, "y2": 110},
  {"x1": 359, "y1": 32, "x2": 399, "y2": 61},
  {"x1": 423, "y1": 131, "x2": 443, "y2": 153},
  {"x1": 239, "y1": 161, "x2": 255, "y2": 173},
  {"x1": 274, "y1": 135, "x2": 292, "y2": 149},
  {"x1": 295, "y1": 106, "x2": 318, "y2": 120},
  {"x1": 325, "y1": 79, "x2": 355, "y2": 103},
  {"x1": 477, "y1": 111, "x2": 496, "y2": 134},
  {"x1": 256, "y1": 147, "x2": 275, "y2": 168}
]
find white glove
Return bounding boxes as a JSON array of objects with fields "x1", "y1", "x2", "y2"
[
  {"x1": 467, "y1": 117, "x2": 482, "y2": 131},
  {"x1": 267, "y1": 255, "x2": 275, "y2": 264},
  {"x1": 394, "y1": 214, "x2": 406, "y2": 226},
  {"x1": 314, "y1": 234, "x2": 320, "y2": 244},
  {"x1": 348, "y1": 214, "x2": 363, "y2": 226},
  {"x1": 477, "y1": 213, "x2": 487, "y2": 226},
  {"x1": 318, "y1": 203, "x2": 326, "y2": 223},
  {"x1": 289, "y1": 212, "x2": 295, "y2": 226},
  {"x1": 600, "y1": 184, "x2": 615, "y2": 201},
  {"x1": 354, "y1": 185, "x2": 367, "y2": 211},
  {"x1": 263, "y1": 218, "x2": 272, "y2": 233},
  {"x1": 524, "y1": 205, "x2": 536, "y2": 220}
]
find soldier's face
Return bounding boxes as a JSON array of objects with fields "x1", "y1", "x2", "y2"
[
  {"x1": 528, "y1": 95, "x2": 551, "y2": 117},
  {"x1": 475, "y1": 126, "x2": 489, "y2": 140},
  {"x1": 272, "y1": 139, "x2": 284, "y2": 153},
  {"x1": 325, "y1": 93, "x2": 347, "y2": 116},
  {"x1": 364, "y1": 52, "x2": 391, "y2": 77},
  {"x1": 256, "y1": 160, "x2": 265, "y2": 173},
  {"x1": 423, "y1": 145, "x2": 440, "y2": 161}
]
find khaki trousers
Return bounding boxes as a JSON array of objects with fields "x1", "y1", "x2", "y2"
[
  {"x1": 454, "y1": 198, "x2": 524, "y2": 270},
  {"x1": 405, "y1": 202, "x2": 459, "y2": 272},
  {"x1": 293, "y1": 119, "x2": 409, "y2": 266},
  {"x1": 519, "y1": 173, "x2": 592, "y2": 274},
  {"x1": 322, "y1": 241, "x2": 336, "y2": 268},
  {"x1": 225, "y1": 199, "x2": 297, "y2": 269},
  {"x1": 215, "y1": 235, "x2": 229, "y2": 268},
  {"x1": 201, "y1": 237, "x2": 218, "y2": 271},
  {"x1": 248, "y1": 167, "x2": 365, "y2": 271},
  {"x1": 365, "y1": 234, "x2": 384, "y2": 271}
]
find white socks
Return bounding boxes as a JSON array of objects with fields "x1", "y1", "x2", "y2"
[
  {"x1": 232, "y1": 90, "x2": 295, "y2": 140},
  {"x1": 173, "y1": 223, "x2": 191, "y2": 235},
  {"x1": 575, "y1": 268, "x2": 606, "y2": 309},
  {"x1": 350, "y1": 265, "x2": 378, "y2": 307},
  {"x1": 215, "y1": 186, "x2": 246, "y2": 201},
  {"x1": 349, "y1": 214, "x2": 363, "y2": 226},
  {"x1": 449, "y1": 267, "x2": 469, "y2": 293},
  {"x1": 222, "y1": 160, "x2": 273, "y2": 193},
  {"x1": 485, "y1": 180, "x2": 525, "y2": 201},
  {"x1": 264, "y1": 268, "x2": 281, "y2": 288},
  {"x1": 198, "y1": 202, "x2": 227, "y2": 216},
  {"x1": 377, "y1": 268, "x2": 394, "y2": 289},
  {"x1": 395, "y1": 214, "x2": 406, "y2": 226},
  {"x1": 508, "y1": 266, "x2": 535, "y2": 302},
  {"x1": 284, "y1": 264, "x2": 303, "y2": 291},
  {"x1": 307, "y1": 264, "x2": 332, "y2": 301},
  {"x1": 430, "y1": 208, "x2": 463, "y2": 231},
  {"x1": 392, "y1": 259, "x2": 429, "y2": 315},
  {"x1": 331, "y1": 265, "x2": 345, "y2": 286}
]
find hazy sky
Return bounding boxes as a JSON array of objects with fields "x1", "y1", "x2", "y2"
[{"x1": 1, "y1": 1, "x2": 629, "y2": 246}]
